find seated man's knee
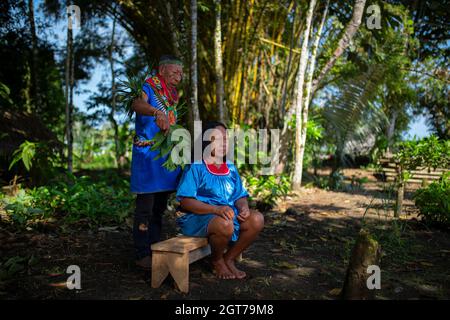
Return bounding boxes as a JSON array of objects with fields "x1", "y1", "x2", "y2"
[
  {"x1": 250, "y1": 210, "x2": 264, "y2": 231},
  {"x1": 210, "y1": 217, "x2": 234, "y2": 237}
]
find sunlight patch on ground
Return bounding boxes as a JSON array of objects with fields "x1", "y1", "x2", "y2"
[
  {"x1": 284, "y1": 266, "x2": 316, "y2": 277},
  {"x1": 242, "y1": 259, "x2": 266, "y2": 268}
]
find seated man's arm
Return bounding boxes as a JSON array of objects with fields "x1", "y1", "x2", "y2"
[{"x1": 180, "y1": 197, "x2": 235, "y2": 221}]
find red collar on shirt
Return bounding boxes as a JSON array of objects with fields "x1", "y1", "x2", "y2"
[{"x1": 204, "y1": 161, "x2": 230, "y2": 175}]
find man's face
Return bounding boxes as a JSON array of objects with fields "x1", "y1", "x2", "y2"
[
  {"x1": 210, "y1": 126, "x2": 228, "y2": 159},
  {"x1": 159, "y1": 64, "x2": 183, "y2": 87}
]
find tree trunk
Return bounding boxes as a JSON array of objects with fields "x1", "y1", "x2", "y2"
[
  {"x1": 385, "y1": 108, "x2": 398, "y2": 155},
  {"x1": 65, "y1": 22, "x2": 73, "y2": 174},
  {"x1": 275, "y1": 57, "x2": 301, "y2": 175},
  {"x1": 311, "y1": 0, "x2": 367, "y2": 95},
  {"x1": 296, "y1": 0, "x2": 329, "y2": 188},
  {"x1": 190, "y1": 0, "x2": 200, "y2": 121},
  {"x1": 69, "y1": 29, "x2": 74, "y2": 172},
  {"x1": 279, "y1": 2, "x2": 297, "y2": 120},
  {"x1": 109, "y1": 15, "x2": 120, "y2": 169},
  {"x1": 303, "y1": 0, "x2": 329, "y2": 111},
  {"x1": 274, "y1": 104, "x2": 295, "y2": 174},
  {"x1": 292, "y1": 0, "x2": 316, "y2": 191},
  {"x1": 28, "y1": 0, "x2": 41, "y2": 114},
  {"x1": 341, "y1": 229, "x2": 381, "y2": 300},
  {"x1": 214, "y1": 0, "x2": 226, "y2": 123},
  {"x1": 165, "y1": 0, "x2": 181, "y2": 57}
]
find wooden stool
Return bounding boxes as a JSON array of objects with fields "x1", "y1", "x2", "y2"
[
  {"x1": 151, "y1": 235, "x2": 243, "y2": 293},
  {"x1": 151, "y1": 236, "x2": 211, "y2": 293}
]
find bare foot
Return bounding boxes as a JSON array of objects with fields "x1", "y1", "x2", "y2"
[
  {"x1": 211, "y1": 259, "x2": 236, "y2": 280},
  {"x1": 224, "y1": 258, "x2": 246, "y2": 279}
]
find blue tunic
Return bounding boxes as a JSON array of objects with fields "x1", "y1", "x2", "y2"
[
  {"x1": 175, "y1": 161, "x2": 249, "y2": 241},
  {"x1": 130, "y1": 83, "x2": 181, "y2": 193}
]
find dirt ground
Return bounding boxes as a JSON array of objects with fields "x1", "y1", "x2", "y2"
[{"x1": 1, "y1": 169, "x2": 449, "y2": 300}]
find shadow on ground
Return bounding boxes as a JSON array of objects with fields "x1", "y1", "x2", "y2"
[{"x1": 1, "y1": 193, "x2": 449, "y2": 300}]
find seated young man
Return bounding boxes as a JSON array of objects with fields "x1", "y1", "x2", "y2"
[{"x1": 175, "y1": 121, "x2": 264, "y2": 280}]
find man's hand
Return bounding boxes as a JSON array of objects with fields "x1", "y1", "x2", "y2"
[
  {"x1": 214, "y1": 205, "x2": 235, "y2": 221},
  {"x1": 155, "y1": 110, "x2": 170, "y2": 135},
  {"x1": 237, "y1": 207, "x2": 250, "y2": 222},
  {"x1": 132, "y1": 93, "x2": 169, "y2": 136}
]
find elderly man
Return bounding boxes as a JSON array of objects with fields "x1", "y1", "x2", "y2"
[{"x1": 130, "y1": 55, "x2": 183, "y2": 269}]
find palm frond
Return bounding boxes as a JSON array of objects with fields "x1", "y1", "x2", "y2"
[
  {"x1": 115, "y1": 66, "x2": 152, "y2": 118},
  {"x1": 323, "y1": 65, "x2": 388, "y2": 164}
]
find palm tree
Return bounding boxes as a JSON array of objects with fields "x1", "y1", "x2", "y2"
[{"x1": 322, "y1": 66, "x2": 387, "y2": 174}]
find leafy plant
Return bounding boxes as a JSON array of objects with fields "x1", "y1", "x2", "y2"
[
  {"x1": 3, "y1": 189, "x2": 45, "y2": 226},
  {"x1": 414, "y1": 172, "x2": 450, "y2": 227},
  {"x1": 8, "y1": 140, "x2": 62, "y2": 184},
  {"x1": 244, "y1": 174, "x2": 290, "y2": 211},
  {"x1": 0, "y1": 82, "x2": 13, "y2": 106},
  {"x1": 329, "y1": 169, "x2": 345, "y2": 190},
  {"x1": 1, "y1": 174, "x2": 133, "y2": 227},
  {"x1": 0, "y1": 255, "x2": 38, "y2": 286},
  {"x1": 350, "y1": 175, "x2": 369, "y2": 190},
  {"x1": 393, "y1": 135, "x2": 450, "y2": 172},
  {"x1": 313, "y1": 169, "x2": 346, "y2": 191},
  {"x1": 392, "y1": 135, "x2": 450, "y2": 216},
  {"x1": 304, "y1": 118, "x2": 325, "y2": 171},
  {"x1": 0, "y1": 256, "x2": 27, "y2": 282},
  {"x1": 9, "y1": 141, "x2": 37, "y2": 171}
]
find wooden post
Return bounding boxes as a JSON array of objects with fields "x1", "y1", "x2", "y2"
[
  {"x1": 341, "y1": 229, "x2": 381, "y2": 300},
  {"x1": 395, "y1": 165, "x2": 404, "y2": 217}
]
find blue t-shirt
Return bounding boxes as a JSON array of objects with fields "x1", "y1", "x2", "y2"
[
  {"x1": 176, "y1": 161, "x2": 249, "y2": 213},
  {"x1": 130, "y1": 83, "x2": 181, "y2": 193}
]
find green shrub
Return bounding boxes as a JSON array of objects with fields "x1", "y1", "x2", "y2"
[
  {"x1": 1, "y1": 174, "x2": 133, "y2": 227},
  {"x1": 244, "y1": 174, "x2": 290, "y2": 211},
  {"x1": 313, "y1": 170, "x2": 346, "y2": 191},
  {"x1": 394, "y1": 135, "x2": 450, "y2": 172},
  {"x1": 3, "y1": 189, "x2": 45, "y2": 225},
  {"x1": 414, "y1": 172, "x2": 450, "y2": 227}
]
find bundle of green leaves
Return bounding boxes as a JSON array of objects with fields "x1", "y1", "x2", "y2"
[
  {"x1": 149, "y1": 123, "x2": 189, "y2": 171},
  {"x1": 116, "y1": 70, "x2": 149, "y2": 118}
]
